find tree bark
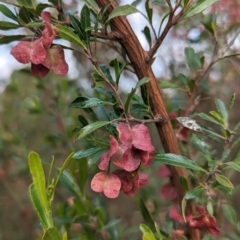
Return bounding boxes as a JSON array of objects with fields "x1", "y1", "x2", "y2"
[{"x1": 95, "y1": 1, "x2": 200, "y2": 239}]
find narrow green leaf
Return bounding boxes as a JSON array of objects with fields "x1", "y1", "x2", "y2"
[
  {"x1": 78, "y1": 158, "x2": 88, "y2": 195},
  {"x1": 55, "y1": 152, "x2": 74, "y2": 186},
  {"x1": 95, "y1": 86, "x2": 114, "y2": 99},
  {"x1": 139, "y1": 198, "x2": 155, "y2": 232},
  {"x1": 182, "y1": 0, "x2": 219, "y2": 20},
  {"x1": 88, "y1": 149, "x2": 107, "y2": 165},
  {"x1": 56, "y1": 24, "x2": 86, "y2": 49},
  {"x1": 145, "y1": 0, "x2": 153, "y2": 24},
  {"x1": 59, "y1": 170, "x2": 82, "y2": 199},
  {"x1": 29, "y1": 184, "x2": 48, "y2": 230},
  {"x1": 221, "y1": 149, "x2": 230, "y2": 161},
  {"x1": 28, "y1": 152, "x2": 49, "y2": 212},
  {"x1": 136, "y1": 77, "x2": 150, "y2": 88},
  {"x1": 42, "y1": 227, "x2": 62, "y2": 240},
  {"x1": 18, "y1": 6, "x2": 31, "y2": 24},
  {"x1": 181, "y1": 196, "x2": 187, "y2": 222},
  {"x1": 35, "y1": 3, "x2": 53, "y2": 14},
  {"x1": 73, "y1": 147, "x2": 104, "y2": 159},
  {"x1": 222, "y1": 204, "x2": 237, "y2": 225},
  {"x1": 63, "y1": 232, "x2": 68, "y2": 240},
  {"x1": 107, "y1": 5, "x2": 138, "y2": 22},
  {"x1": 75, "y1": 121, "x2": 110, "y2": 140},
  {"x1": 0, "y1": 4, "x2": 18, "y2": 21},
  {"x1": 191, "y1": 134, "x2": 211, "y2": 161},
  {"x1": 143, "y1": 232, "x2": 156, "y2": 240},
  {"x1": 140, "y1": 224, "x2": 152, "y2": 234},
  {"x1": 125, "y1": 88, "x2": 136, "y2": 114},
  {"x1": 0, "y1": 21, "x2": 21, "y2": 30},
  {"x1": 215, "y1": 173, "x2": 234, "y2": 189},
  {"x1": 83, "y1": 0, "x2": 99, "y2": 12},
  {"x1": 17, "y1": 0, "x2": 33, "y2": 8},
  {"x1": 215, "y1": 98, "x2": 228, "y2": 123},
  {"x1": 184, "y1": 47, "x2": 201, "y2": 71},
  {"x1": 228, "y1": 93, "x2": 236, "y2": 116},
  {"x1": 70, "y1": 96, "x2": 115, "y2": 108},
  {"x1": 185, "y1": 186, "x2": 204, "y2": 200},
  {"x1": 142, "y1": 26, "x2": 151, "y2": 49},
  {"x1": 102, "y1": 218, "x2": 121, "y2": 230},
  {"x1": 69, "y1": 15, "x2": 86, "y2": 43},
  {"x1": 224, "y1": 162, "x2": 240, "y2": 172},
  {"x1": 100, "y1": 64, "x2": 114, "y2": 84},
  {"x1": 81, "y1": 5, "x2": 91, "y2": 45},
  {"x1": 198, "y1": 112, "x2": 224, "y2": 126},
  {"x1": 154, "y1": 153, "x2": 207, "y2": 172},
  {"x1": 158, "y1": 80, "x2": 182, "y2": 89},
  {"x1": 0, "y1": 35, "x2": 26, "y2": 44},
  {"x1": 207, "y1": 201, "x2": 213, "y2": 215},
  {"x1": 209, "y1": 111, "x2": 224, "y2": 124}
]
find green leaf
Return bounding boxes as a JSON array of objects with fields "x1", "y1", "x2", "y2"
[
  {"x1": 224, "y1": 162, "x2": 240, "y2": 172},
  {"x1": 209, "y1": 111, "x2": 224, "y2": 124},
  {"x1": 35, "y1": 3, "x2": 53, "y2": 14},
  {"x1": 191, "y1": 134, "x2": 211, "y2": 161},
  {"x1": 94, "y1": 86, "x2": 114, "y2": 99},
  {"x1": 143, "y1": 232, "x2": 156, "y2": 240},
  {"x1": 182, "y1": 0, "x2": 219, "y2": 20},
  {"x1": 136, "y1": 77, "x2": 150, "y2": 88},
  {"x1": 139, "y1": 224, "x2": 152, "y2": 234},
  {"x1": 184, "y1": 47, "x2": 201, "y2": 71},
  {"x1": 100, "y1": 64, "x2": 114, "y2": 84},
  {"x1": 207, "y1": 201, "x2": 213, "y2": 215},
  {"x1": 69, "y1": 15, "x2": 86, "y2": 43},
  {"x1": 0, "y1": 21, "x2": 21, "y2": 30},
  {"x1": 56, "y1": 24, "x2": 86, "y2": 49},
  {"x1": 107, "y1": 5, "x2": 138, "y2": 22},
  {"x1": 142, "y1": 26, "x2": 151, "y2": 49},
  {"x1": 48, "y1": 0, "x2": 59, "y2": 6},
  {"x1": 198, "y1": 112, "x2": 224, "y2": 126},
  {"x1": 139, "y1": 198, "x2": 155, "y2": 232},
  {"x1": 73, "y1": 147, "x2": 104, "y2": 159},
  {"x1": 145, "y1": 0, "x2": 153, "y2": 24},
  {"x1": 102, "y1": 218, "x2": 121, "y2": 230},
  {"x1": 181, "y1": 196, "x2": 187, "y2": 222},
  {"x1": 222, "y1": 204, "x2": 237, "y2": 225},
  {"x1": 28, "y1": 152, "x2": 49, "y2": 212},
  {"x1": 185, "y1": 186, "x2": 204, "y2": 200},
  {"x1": 18, "y1": 6, "x2": 31, "y2": 24},
  {"x1": 0, "y1": 34, "x2": 26, "y2": 44},
  {"x1": 0, "y1": 4, "x2": 18, "y2": 21},
  {"x1": 81, "y1": 5, "x2": 91, "y2": 45},
  {"x1": 42, "y1": 227, "x2": 62, "y2": 240},
  {"x1": 75, "y1": 121, "x2": 110, "y2": 140},
  {"x1": 229, "y1": 93, "x2": 236, "y2": 116},
  {"x1": 29, "y1": 184, "x2": 49, "y2": 230},
  {"x1": 154, "y1": 153, "x2": 207, "y2": 172},
  {"x1": 62, "y1": 232, "x2": 68, "y2": 240},
  {"x1": 125, "y1": 77, "x2": 150, "y2": 114},
  {"x1": 221, "y1": 149, "x2": 230, "y2": 161},
  {"x1": 215, "y1": 173, "x2": 234, "y2": 189},
  {"x1": 83, "y1": 0, "x2": 99, "y2": 12},
  {"x1": 59, "y1": 170, "x2": 82, "y2": 199},
  {"x1": 70, "y1": 96, "x2": 115, "y2": 108},
  {"x1": 215, "y1": 98, "x2": 228, "y2": 123},
  {"x1": 17, "y1": 0, "x2": 33, "y2": 8},
  {"x1": 158, "y1": 80, "x2": 182, "y2": 89},
  {"x1": 78, "y1": 158, "x2": 88, "y2": 195}
]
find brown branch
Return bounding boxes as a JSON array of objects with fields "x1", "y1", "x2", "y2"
[
  {"x1": 94, "y1": 0, "x2": 200, "y2": 239},
  {"x1": 147, "y1": 2, "x2": 184, "y2": 62}
]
